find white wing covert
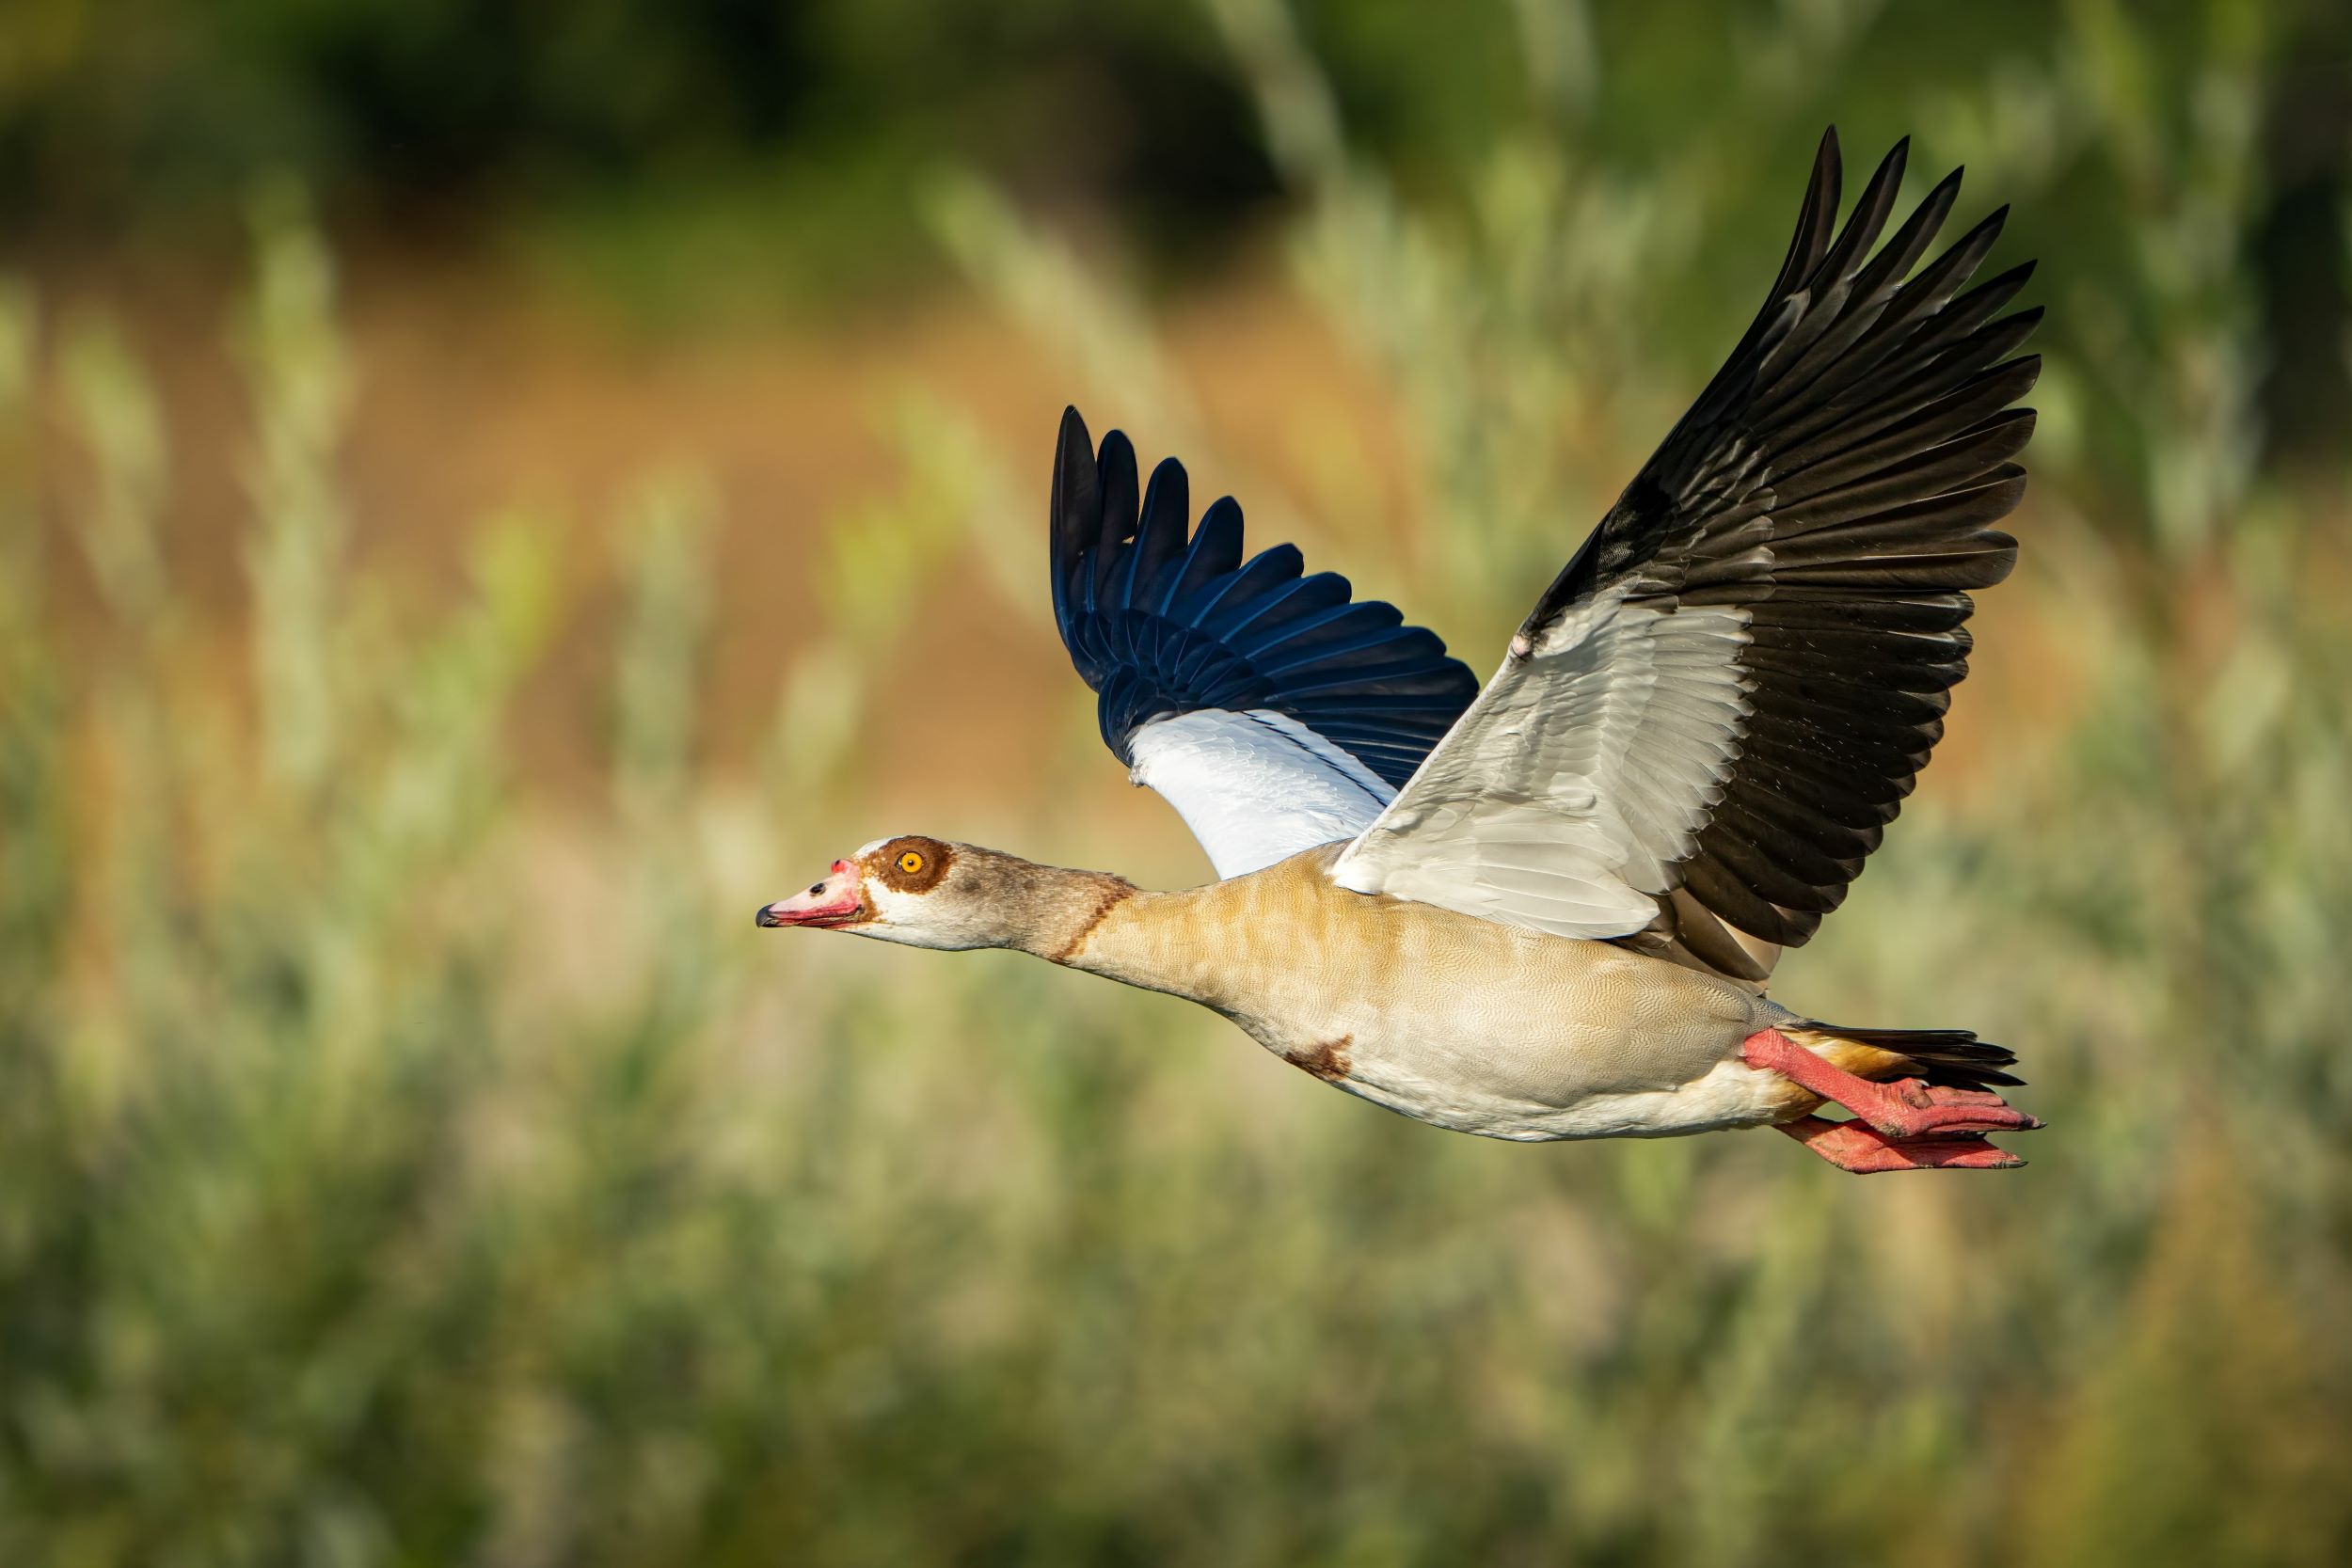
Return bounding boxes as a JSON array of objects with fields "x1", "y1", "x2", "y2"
[{"x1": 1124, "y1": 709, "x2": 1392, "y2": 879}]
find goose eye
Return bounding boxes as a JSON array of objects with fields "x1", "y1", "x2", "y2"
[{"x1": 897, "y1": 850, "x2": 925, "y2": 876}]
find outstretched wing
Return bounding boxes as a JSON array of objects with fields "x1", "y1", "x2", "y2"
[
  {"x1": 1329, "y1": 131, "x2": 2040, "y2": 982},
  {"x1": 1051, "y1": 407, "x2": 1480, "y2": 879}
]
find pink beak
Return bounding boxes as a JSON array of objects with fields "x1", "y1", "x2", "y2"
[{"x1": 756, "y1": 860, "x2": 867, "y2": 929}]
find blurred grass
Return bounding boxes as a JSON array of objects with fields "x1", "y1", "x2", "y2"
[{"x1": 7, "y1": 3, "x2": 2352, "y2": 1565}]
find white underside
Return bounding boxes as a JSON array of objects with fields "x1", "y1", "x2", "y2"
[{"x1": 1327, "y1": 1052, "x2": 1799, "y2": 1142}]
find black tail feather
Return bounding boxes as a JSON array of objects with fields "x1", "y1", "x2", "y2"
[{"x1": 1810, "y1": 1022, "x2": 2023, "y2": 1089}]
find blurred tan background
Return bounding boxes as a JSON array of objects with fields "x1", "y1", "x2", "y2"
[{"x1": 4, "y1": 2, "x2": 2351, "y2": 1564}]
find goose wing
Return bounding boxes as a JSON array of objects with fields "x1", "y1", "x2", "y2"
[
  {"x1": 1328, "y1": 130, "x2": 2041, "y2": 982},
  {"x1": 1050, "y1": 407, "x2": 1480, "y2": 879}
]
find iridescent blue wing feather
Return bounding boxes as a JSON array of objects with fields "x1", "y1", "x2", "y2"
[{"x1": 1048, "y1": 405, "x2": 1478, "y2": 793}]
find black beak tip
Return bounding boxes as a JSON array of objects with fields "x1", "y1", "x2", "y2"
[{"x1": 755, "y1": 904, "x2": 779, "y2": 928}]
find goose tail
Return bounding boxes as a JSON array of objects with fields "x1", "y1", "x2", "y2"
[{"x1": 1782, "y1": 1022, "x2": 2023, "y2": 1092}]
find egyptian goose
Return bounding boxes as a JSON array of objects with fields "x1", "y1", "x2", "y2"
[{"x1": 760, "y1": 130, "x2": 2043, "y2": 1173}]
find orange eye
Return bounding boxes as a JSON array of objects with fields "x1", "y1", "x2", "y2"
[{"x1": 898, "y1": 850, "x2": 925, "y2": 875}]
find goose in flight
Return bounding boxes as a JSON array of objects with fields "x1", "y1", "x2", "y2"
[{"x1": 760, "y1": 131, "x2": 2043, "y2": 1173}]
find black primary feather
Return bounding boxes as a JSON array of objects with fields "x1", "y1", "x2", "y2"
[
  {"x1": 1526, "y1": 129, "x2": 2041, "y2": 969},
  {"x1": 1049, "y1": 407, "x2": 1479, "y2": 789}
]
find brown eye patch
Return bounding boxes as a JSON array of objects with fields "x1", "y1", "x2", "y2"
[{"x1": 873, "y1": 836, "x2": 952, "y2": 893}]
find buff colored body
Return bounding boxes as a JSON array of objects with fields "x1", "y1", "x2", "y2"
[{"x1": 1061, "y1": 846, "x2": 1817, "y2": 1141}]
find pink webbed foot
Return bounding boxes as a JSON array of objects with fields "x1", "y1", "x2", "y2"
[
  {"x1": 1777, "y1": 1116, "x2": 2025, "y2": 1173},
  {"x1": 1865, "y1": 1079, "x2": 2044, "y2": 1137},
  {"x1": 1740, "y1": 1027, "x2": 2043, "y2": 1140}
]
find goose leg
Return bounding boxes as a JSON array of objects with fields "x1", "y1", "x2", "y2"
[
  {"x1": 1740, "y1": 1026, "x2": 2043, "y2": 1140},
  {"x1": 1775, "y1": 1116, "x2": 2024, "y2": 1172}
]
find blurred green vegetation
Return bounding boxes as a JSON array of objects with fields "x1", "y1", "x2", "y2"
[
  {"x1": 9, "y1": 0, "x2": 2350, "y2": 441},
  {"x1": 6, "y1": 1, "x2": 2352, "y2": 1563}
]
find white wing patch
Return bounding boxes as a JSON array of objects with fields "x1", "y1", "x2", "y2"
[
  {"x1": 1127, "y1": 709, "x2": 1393, "y2": 879},
  {"x1": 1329, "y1": 592, "x2": 1753, "y2": 940}
]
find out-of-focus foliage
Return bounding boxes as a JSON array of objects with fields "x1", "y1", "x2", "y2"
[
  {"x1": 8, "y1": 0, "x2": 2349, "y2": 450},
  {"x1": 5, "y1": 1, "x2": 2352, "y2": 1564}
]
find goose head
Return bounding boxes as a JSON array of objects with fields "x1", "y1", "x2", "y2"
[
  {"x1": 756, "y1": 836, "x2": 1130, "y2": 955},
  {"x1": 756, "y1": 835, "x2": 966, "y2": 948}
]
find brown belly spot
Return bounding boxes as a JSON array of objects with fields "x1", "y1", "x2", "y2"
[{"x1": 1286, "y1": 1034, "x2": 1354, "y2": 1083}]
